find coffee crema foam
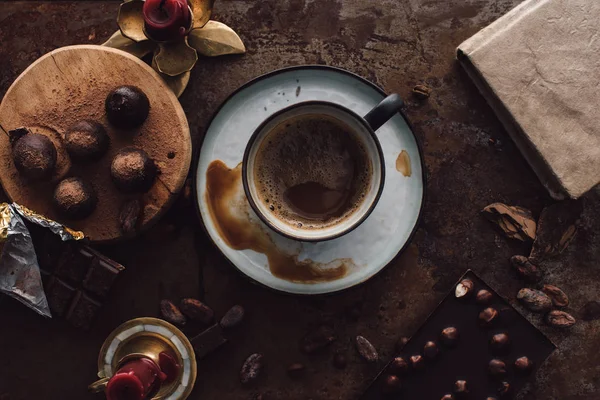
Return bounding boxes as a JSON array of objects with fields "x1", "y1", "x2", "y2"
[{"x1": 253, "y1": 114, "x2": 372, "y2": 230}]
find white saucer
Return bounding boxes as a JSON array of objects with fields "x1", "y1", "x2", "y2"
[{"x1": 195, "y1": 66, "x2": 424, "y2": 295}]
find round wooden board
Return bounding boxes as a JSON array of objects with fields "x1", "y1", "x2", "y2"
[{"x1": 0, "y1": 45, "x2": 191, "y2": 243}]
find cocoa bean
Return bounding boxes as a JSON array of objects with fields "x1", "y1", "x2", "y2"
[
  {"x1": 119, "y1": 199, "x2": 141, "y2": 234},
  {"x1": 240, "y1": 353, "x2": 264, "y2": 384},
  {"x1": 160, "y1": 299, "x2": 186, "y2": 326},
  {"x1": 546, "y1": 310, "x2": 576, "y2": 328},
  {"x1": 541, "y1": 285, "x2": 569, "y2": 307},
  {"x1": 180, "y1": 298, "x2": 214, "y2": 324},
  {"x1": 300, "y1": 325, "x2": 335, "y2": 354},
  {"x1": 582, "y1": 301, "x2": 600, "y2": 321},
  {"x1": 287, "y1": 363, "x2": 305, "y2": 378},
  {"x1": 355, "y1": 335, "x2": 378, "y2": 362},
  {"x1": 412, "y1": 84, "x2": 432, "y2": 100},
  {"x1": 517, "y1": 288, "x2": 552, "y2": 313},
  {"x1": 220, "y1": 305, "x2": 245, "y2": 329},
  {"x1": 510, "y1": 256, "x2": 542, "y2": 283}
]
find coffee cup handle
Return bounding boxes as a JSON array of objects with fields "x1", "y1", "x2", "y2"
[{"x1": 363, "y1": 94, "x2": 404, "y2": 132}]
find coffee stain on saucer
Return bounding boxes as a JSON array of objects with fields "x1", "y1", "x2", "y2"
[
  {"x1": 396, "y1": 150, "x2": 411, "y2": 177},
  {"x1": 205, "y1": 160, "x2": 349, "y2": 283}
]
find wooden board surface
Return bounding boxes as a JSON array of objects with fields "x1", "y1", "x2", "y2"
[{"x1": 0, "y1": 45, "x2": 191, "y2": 242}]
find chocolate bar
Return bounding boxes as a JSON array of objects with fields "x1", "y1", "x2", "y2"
[
  {"x1": 361, "y1": 270, "x2": 556, "y2": 400},
  {"x1": 28, "y1": 224, "x2": 124, "y2": 330}
]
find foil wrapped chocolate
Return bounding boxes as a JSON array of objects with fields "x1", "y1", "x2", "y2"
[{"x1": 0, "y1": 203, "x2": 83, "y2": 317}]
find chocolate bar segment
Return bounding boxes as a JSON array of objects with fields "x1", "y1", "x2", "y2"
[
  {"x1": 66, "y1": 291, "x2": 102, "y2": 330},
  {"x1": 54, "y1": 244, "x2": 95, "y2": 285},
  {"x1": 360, "y1": 270, "x2": 556, "y2": 400},
  {"x1": 83, "y1": 257, "x2": 123, "y2": 298},
  {"x1": 46, "y1": 277, "x2": 76, "y2": 317}
]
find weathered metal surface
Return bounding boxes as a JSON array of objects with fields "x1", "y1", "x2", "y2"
[{"x1": 0, "y1": 1, "x2": 598, "y2": 399}]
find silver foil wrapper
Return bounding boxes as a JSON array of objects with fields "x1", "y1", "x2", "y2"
[{"x1": 0, "y1": 203, "x2": 83, "y2": 318}]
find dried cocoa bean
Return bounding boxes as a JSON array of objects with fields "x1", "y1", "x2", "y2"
[
  {"x1": 517, "y1": 288, "x2": 552, "y2": 313},
  {"x1": 220, "y1": 305, "x2": 245, "y2": 329},
  {"x1": 582, "y1": 301, "x2": 600, "y2": 321},
  {"x1": 546, "y1": 310, "x2": 576, "y2": 329},
  {"x1": 510, "y1": 256, "x2": 543, "y2": 283},
  {"x1": 355, "y1": 335, "x2": 378, "y2": 362},
  {"x1": 412, "y1": 84, "x2": 432, "y2": 100},
  {"x1": 119, "y1": 199, "x2": 141, "y2": 234},
  {"x1": 180, "y1": 298, "x2": 214, "y2": 324},
  {"x1": 300, "y1": 325, "x2": 335, "y2": 354},
  {"x1": 482, "y1": 203, "x2": 537, "y2": 242},
  {"x1": 240, "y1": 353, "x2": 264, "y2": 384},
  {"x1": 160, "y1": 299, "x2": 186, "y2": 326},
  {"x1": 287, "y1": 363, "x2": 305, "y2": 378},
  {"x1": 541, "y1": 285, "x2": 569, "y2": 307}
]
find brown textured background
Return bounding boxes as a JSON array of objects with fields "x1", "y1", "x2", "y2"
[{"x1": 0, "y1": 1, "x2": 599, "y2": 399}]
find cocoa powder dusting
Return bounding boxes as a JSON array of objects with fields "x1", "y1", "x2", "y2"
[{"x1": 205, "y1": 160, "x2": 349, "y2": 283}]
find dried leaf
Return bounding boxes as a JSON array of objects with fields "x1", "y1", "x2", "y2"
[
  {"x1": 117, "y1": 0, "x2": 147, "y2": 43},
  {"x1": 482, "y1": 203, "x2": 537, "y2": 242},
  {"x1": 189, "y1": 21, "x2": 246, "y2": 57},
  {"x1": 151, "y1": 57, "x2": 190, "y2": 98},
  {"x1": 102, "y1": 31, "x2": 156, "y2": 58},
  {"x1": 189, "y1": 0, "x2": 215, "y2": 30},
  {"x1": 154, "y1": 38, "x2": 198, "y2": 76},
  {"x1": 530, "y1": 200, "x2": 582, "y2": 262}
]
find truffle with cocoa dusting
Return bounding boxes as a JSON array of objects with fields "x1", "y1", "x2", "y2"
[
  {"x1": 110, "y1": 147, "x2": 157, "y2": 193},
  {"x1": 10, "y1": 128, "x2": 57, "y2": 180},
  {"x1": 53, "y1": 177, "x2": 97, "y2": 220},
  {"x1": 64, "y1": 120, "x2": 110, "y2": 161},
  {"x1": 105, "y1": 85, "x2": 150, "y2": 129}
]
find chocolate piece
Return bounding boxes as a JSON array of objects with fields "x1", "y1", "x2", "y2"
[
  {"x1": 356, "y1": 336, "x2": 378, "y2": 362},
  {"x1": 105, "y1": 85, "x2": 150, "y2": 129},
  {"x1": 53, "y1": 177, "x2": 97, "y2": 220},
  {"x1": 10, "y1": 130, "x2": 57, "y2": 180},
  {"x1": 287, "y1": 363, "x2": 305, "y2": 378},
  {"x1": 65, "y1": 291, "x2": 101, "y2": 330},
  {"x1": 409, "y1": 354, "x2": 425, "y2": 370},
  {"x1": 359, "y1": 271, "x2": 556, "y2": 400},
  {"x1": 455, "y1": 279, "x2": 474, "y2": 298},
  {"x1": 453, "y1": 380, "x2": 469, "y2": 396},
  {"x1": 64, "y1": 120, "x2": 109, "y2": 161},
  {"x1": 514, "y1": 356, "x2": 533, "y2": 374},
  {"x1": 488, "y1": 359, "x2": 507, "y2": 377},
  {"x1": 240, "y1": 353, "x2": 264, "y2": 385},
  {"x1": 110, "y1": 147, "x2": 157, "y2": 193},
  {"x1": 479, "y1": 307, "x2": 499, "y2": 326},
  {"x1": 55, "y1": 244, "x2": 95, "y2": 284},
  {"x1": 541, "y1": 284, "x2": 569, "y2": 308},
  {"x1": 476, "y1": 289, "x2": 494, "y2": 305},
  {"x1": 190, "y1": 323, "x2": 227, "y2": 359},
  {"x1": 46, "y1": 277, "x2": 76, "y2": 317},
  {"x1": 490, "y1": 333, "x2": 510, "y2": 354},
  {"x1": 388, "y1": 356, "x2": 409, "y2": 375},
  {"x1": 440, "y1": 327, "x2": 459, "y2": 347},
  {"x1": 83, "y1": 257, "x2": 123, "y2": 298},
  {"x1": 382, "y1": 375, "x2": 402, "y2": 393},
  {"x1": 423, "y1": 341, "x2": 439, "y2": 360}
]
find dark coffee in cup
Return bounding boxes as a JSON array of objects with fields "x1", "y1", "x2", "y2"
[{"x1": 253, "y1": 114, "x2": 372, "y2": 230}]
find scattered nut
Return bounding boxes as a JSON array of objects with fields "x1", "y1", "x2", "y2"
[
  {"x1": 355, "y1": 336, "x2": 378, "y2": 362},
  {"x1": 476, "y1": 289, "x2": 494, "y2": 305},
  {"x1": 240, "y1": 353, "x2": 264, "y2": 384},
  {"x1": 220, "y1": 305, "x2": 245, "y2": 329},
  {"x1": 441, "y1": 395, "x2": 455, "y2": 400},
  {"x1": 514, "y1": 356, "x2": 533, "y2": 374},
  {"x1": 179, "y1": 298, "x2": 214, "y2": 324},
  {"x1": 542, "y1": 285, "x2": 569, "y2": 307},
  {"x1": 546, "y1": 310, "x2": 576, "y2": 329},
  {"x1": 300, "y1": 326, "x2": 335, "y2": 354},
  {"x1": 488, "y1": 359, "x2": 507, "y2": 377},
  {"x1": 479, "y1": 307, "x2": 499, "y2": 326},
  {"x1": 160, "y1": 300, "x2": 186, "y2": 326},
  {"x1": 498, "y1": 381, "x2": 511, "y2": 396},
  {"x1": 453, "y1": 380, "x2": 468, "y2": 396},
  {"x1": 423, "y1": 341, "x2": 439, "y2": 360},
  {"x1": 412, "y1": 84, "x2": 432, "y2": 100},
  {"x1": 382, "y1": 375, "x2": 402, "y2": 393},
  {"x1": 119, "y1": 199, "x2": 141, "y2": 234},
  {"x1": 409, "y1": 354, "x2": 425, "y2": 370},
  {"x1": 440, "y1": 327, "x2": 459, "y2": 347},
  {"x1": 455, "y1": 279, "x2": 474, "y2": 298},
  {"x1": 388, "y1": 356, "x2": 409, "y2": 375},
  {"x1": 490, "y1": 333, "x2": 510, "y2": 354},
  {"x1": 510, "y1": 256, "x2": 543, "y2": 283},
  {"x1": 517, "y1": 288, "x2": 553, "y2": 313},
  {"x1": 287, "y1": 363, "x2": 305, "y2": 378}
]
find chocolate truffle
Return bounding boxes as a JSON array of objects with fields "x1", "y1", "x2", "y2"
[
  {"x1": 10, "y1": 129, "x2": 57, "y2": 180},
  {"x1": 53, "y1": 177, "x2": 97, "y2": 220},
  {"x1": 110, "y1": 147, "x2": 157, "y2": 193},
  {"x1": 105, "y1": 86, "x2": 150, "y2": 129},
  {"x1": 64, "y1": 120, "x2": 109, "y2": 161}
]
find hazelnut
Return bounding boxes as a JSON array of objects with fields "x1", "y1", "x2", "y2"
[
  {"x1": 52, "y1": 177, "x2": 97, "y2": 220},
  {"x1": 490, "y1": 333, "x2": 510, "y2": 354},
  {"x1": 388, "y1": 357, "x2": 409, "y2": 375},
  {"x1": 455, "y1": 279, "x2": 474, "y2": 299},
  {"x1": 381, "y1": 375, "x2": 402, "y2": 394},
  {"x1": 479, "y1": 307, "x2": 499, "y2": 326},
  {"x1": 498, "y1": 381, "x2": 511, "y2": 396},
  {"x1": 440, "y1": 327, "x2": 459, "y2": 347},
  {"x1": 110, "y1": 147, "x2": 157, "y2": 193},
  {"x1": 105, "y1": 85, "x2": 150, "y2": 129},
  {"x1": 409, "y1": 355, "x2": 425, "y2": 370},
  {"x1": 10, "y1": 129, "x2": 57, "y2": 180},
  {"x1": 441, "y1": 395, "x2": 455, "y2": 400},
  {"x1": 476, "y1": 289, "x2": 494, "y2": 305},
  {"x1": 488, "y1": 359, "x2": 507, "y2": 377},
  {"x1": 423, "y1": 341, "x2": 439, "y2": 360},
  {"x1": 453, "y1": 380, "x2": 468, "y2": 396},
  {"x1": 514, "y1": 356, "x2": 533, "y2": 374},
  {"x1": 64, "y1": 120, "x2": 109, "y2": 161}
]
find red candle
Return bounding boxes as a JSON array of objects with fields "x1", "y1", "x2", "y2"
[
  {"x1": 143, "y1": 0, "x2": 191, "y2": 42},
  {"x1": 106, "y1": 357, "x2": 167, "y2": 400}
]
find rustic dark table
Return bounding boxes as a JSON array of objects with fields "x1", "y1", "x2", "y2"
[{"x1": 1, "y1": 1, "x2": 599, "y2": 399}]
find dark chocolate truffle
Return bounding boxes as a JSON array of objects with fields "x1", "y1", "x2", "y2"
[
  {"x1": 11, "y1": 130, "x2": 57, "y2": 180},
  {"x1": 53, "y1": 177, "x2": 97, "y2": 220},
  {"x1": 64, "y1": 120, "x2": 110, "y2": 161},
  {"x1": 110, "y1": 147, "x2": 157, "y2": 193},
  {"x1": 105, "y1": 86, "x2": 150, "y2": 129}
]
